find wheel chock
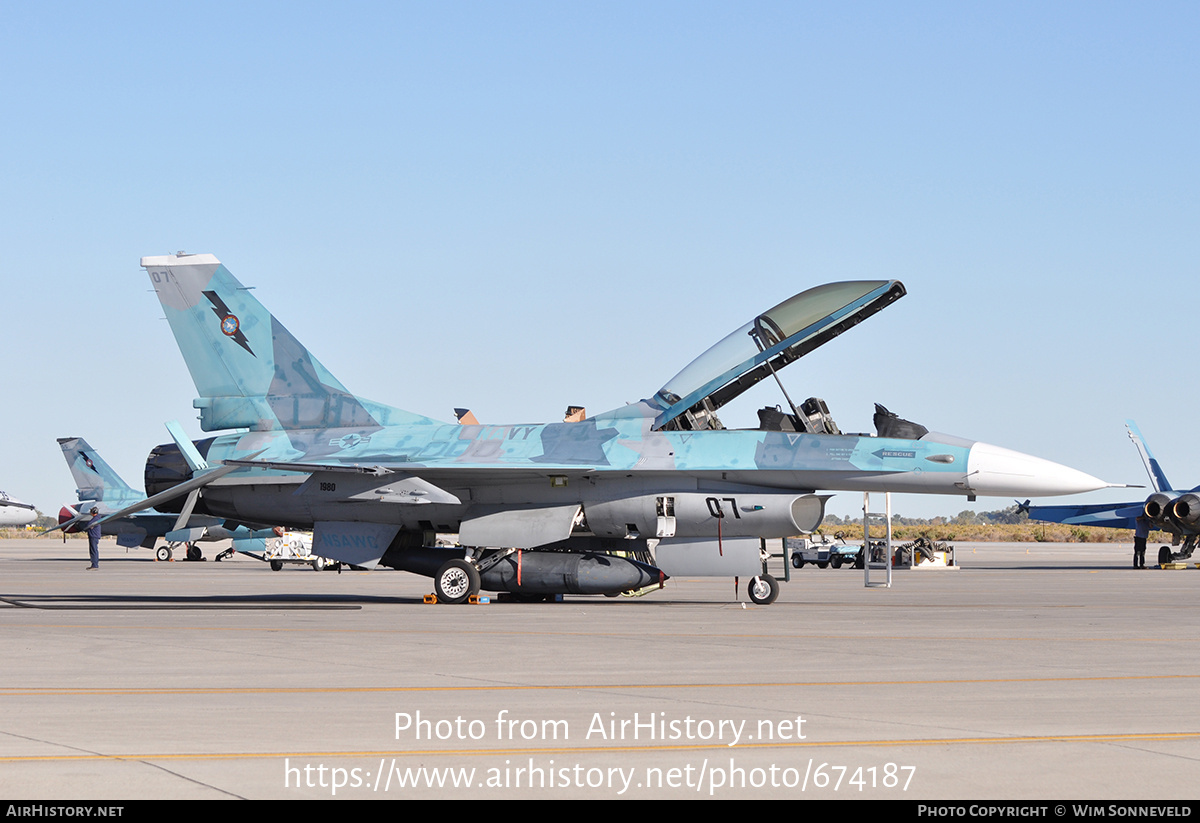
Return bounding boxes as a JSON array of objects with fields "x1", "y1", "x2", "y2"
[
  {"x1": 468, "y1": 594, "x2": 490, "y2": 605},
  {"x1": 423, "y1": 593, "x2": 438, "y2": 604}
]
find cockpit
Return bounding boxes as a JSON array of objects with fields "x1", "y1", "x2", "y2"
[{"x1": 649, "y1": 280, "x2": 908, "y2": 435}]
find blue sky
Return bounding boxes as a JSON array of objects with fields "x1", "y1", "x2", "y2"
[{"x1": 3, "y1": 1, "x2": 1197, "y2": 521}]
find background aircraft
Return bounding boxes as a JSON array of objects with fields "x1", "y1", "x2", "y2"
[
  {"x1": 111, "y1": 253, "x2": 1108, "y2": 604},
  {"x1": 0, "y1": 491, "x2": 37, "y2": 527},
  {"x1": 1025, "y1": 421, "x2": 1193, "y2": 566},
  {"x1": 56, "y1": 435, "x2": 272, "y2": 561}
]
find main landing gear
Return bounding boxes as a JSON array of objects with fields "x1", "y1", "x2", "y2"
[
  {"x1": 434, "y1": 558, "x2": 481, "y2": 604},
  {"x1": 154, "y1": 542, "x2": 204, "y2": 562},
  {"x1": 1159, "y1": 535, "x2": 1197, "y2": 567}
]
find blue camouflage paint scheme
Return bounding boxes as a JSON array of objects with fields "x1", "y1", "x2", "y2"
[
  {"x1": 128, "y1": 253, "x2": 1106, "y2": 580},
  {"x1": 184, "y1": 417, "x2": 972, "y2": 488},
  {"x1": 145, "y1": 256, "x2": 970, "y2": 485}
]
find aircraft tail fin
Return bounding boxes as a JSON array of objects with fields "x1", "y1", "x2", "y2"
[
  {"x1": 142, "y1": 253, "x2": 446, "y2": 432},
  {"x1": 1126, "y1": 420, "x2": 1172, "y2": 492},
  {"x1": 57, "y1": 437, "x2": 142, "y2": 504}
]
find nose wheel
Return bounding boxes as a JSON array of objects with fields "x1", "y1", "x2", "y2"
[{"x1": 747, "y1": 574, "x2": 779, "y2": 605}]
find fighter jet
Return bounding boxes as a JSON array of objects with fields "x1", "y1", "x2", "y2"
[
  {"x1": 55, "y1": 434, "x2": 274, "y2": 561},
  {"x1": 0, "y1": 491, "x2": 37, "y2": 527},
  {"x1": 113, "y1": 254, "x2": 1108, "y2": 604},
  {"x1": 1024, "y1": 421, "x2": 1192, "y2": 566}
]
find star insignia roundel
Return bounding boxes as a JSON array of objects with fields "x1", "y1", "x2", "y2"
[{"x1": 202, "y1": 290, "x2": 256, "y2": 357}]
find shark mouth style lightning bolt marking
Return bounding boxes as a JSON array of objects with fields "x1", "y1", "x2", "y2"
[{"x1": 203, "y1": 290, "x2": 255, "y2": 357}]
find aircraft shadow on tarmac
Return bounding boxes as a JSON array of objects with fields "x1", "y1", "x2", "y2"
[{"x1": 0, "y1": 593, "x2": 411, "y2": 610}]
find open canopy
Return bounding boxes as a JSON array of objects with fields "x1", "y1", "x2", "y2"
[{"x1": 650, "y1": 280, "x2": 905, "y2": 431}]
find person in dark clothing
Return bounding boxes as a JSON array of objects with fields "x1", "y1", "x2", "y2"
[
  {"x1": 1133, "y1": 515, "x2": 1149, "y2": 569},
  {"x1": 85, "y1": 507, "x2": 101, "y2": 569}
]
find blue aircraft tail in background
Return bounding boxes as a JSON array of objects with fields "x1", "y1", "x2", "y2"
[{"x1": 57, "y1": 436, "x2": 143, "y2": 506}]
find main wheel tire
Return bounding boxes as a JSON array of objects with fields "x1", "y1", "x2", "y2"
[
  {"x1": 186, "y1": 544, "x2": 202, "y2": 562},
  {"x1": 747, "y1": 574, "x2": 779, "y2": 605},
  {"x1": 155, "y1": 546, "x2": 171, "y2": 562},
  {"x1": 1158, "y1": 545, "x2": 1173, "y2": 566},
  {"x1": 270, "y1": 560, "x2": 283, "y2": 572},
  {"x1": 312, "y1": 556, "x2": 326, "y2": 571},
  {"x1": 435, "y1": 559, "x2": 480, "y2": 604}
]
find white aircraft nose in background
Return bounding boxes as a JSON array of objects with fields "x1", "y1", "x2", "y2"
[{"x1": 0, "y1": 492, "x2": 38, "y2": 527}]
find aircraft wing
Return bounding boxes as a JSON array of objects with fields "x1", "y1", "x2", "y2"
[
  {"x1": 98, "y1": 462, "x2": 245, "y2": 524},
  {"x1": 1025, "y1": 501, "x2": 1145, "y2": 530},
  {"x1": 221, "y1": 459, "x2": 463, "y2": 505}
]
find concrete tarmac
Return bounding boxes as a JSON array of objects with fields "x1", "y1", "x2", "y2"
[{"x1": 1, "y1": 537, "x2": 1196, "y2": 799}]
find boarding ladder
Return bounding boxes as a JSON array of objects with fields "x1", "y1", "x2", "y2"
[
  {"x1": 759, "y1": 537, "x2": 792, "y2": 585},
  {"x1": 862, "y1": 492, "x2": 893, "y2": 588}
]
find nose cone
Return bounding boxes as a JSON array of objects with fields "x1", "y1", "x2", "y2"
[{"x1": 966, "y1": 442, "x2": 1108, "y2": 497}]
